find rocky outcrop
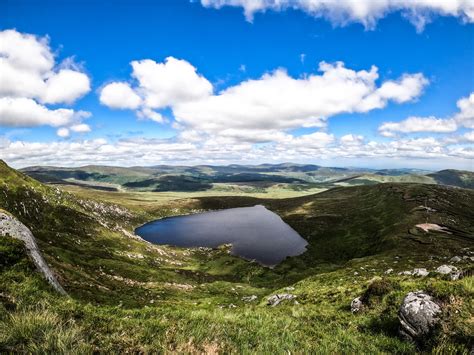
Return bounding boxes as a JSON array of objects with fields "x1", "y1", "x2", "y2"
[
  {"x1": 0, "y1": 211, "x2": 67, "y2": 295},
  {"x1": 398, "y1": 291, "x2": 441, "y2": 345},
  {"x1": 267, "y1": 293, "x2": 296, "y2": 306},
  {"x1": 242, "y1": 295, "x2": 258, "y2": 302}
]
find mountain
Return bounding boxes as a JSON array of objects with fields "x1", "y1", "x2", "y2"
[
  {"x1": 1, "y1": 160, "x2": 473, "y2": 353},
  {"x1": 21, "y1": 163, "x2": 472, "y2": 194}
]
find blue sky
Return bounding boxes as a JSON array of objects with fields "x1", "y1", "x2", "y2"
[{"x1": 0, "y1": 0, "x2": 473, "y2": 169}]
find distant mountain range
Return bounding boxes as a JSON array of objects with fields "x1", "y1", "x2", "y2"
[{"x1": 20, "y1": 164, "x2": 474, "y2": 192}]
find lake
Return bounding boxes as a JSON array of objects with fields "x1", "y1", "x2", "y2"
[{"x1": 135, "y1": 205, "x2": 308, "y2": 266}]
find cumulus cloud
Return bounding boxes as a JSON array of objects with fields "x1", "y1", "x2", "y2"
[
  {"x1": 99, "y1": 82, "x2": 142, "y2": 109},
  {"x1": 131, "y1": 57, "x2": 213, "y2": 108},
  {"x1": 43, "y1": 69, "x2": 91, "y2": 104},
  {"x1": 379, "y1": 92, "x2": 474, "y2": 136},
  {"x1": 0, "y1": 97, "x2": 90, "y2": 128},
  {"x1": 455, "y1": 92, "x2": 474, "y2": 128},
  {"x1": 0, "y1": 29, "x2": 91, "y2": 135},
  {"x1": 100, "y1": 58, "x2": 427, "y2": 141},
  {"x1": 0, "y1": 30, "x2": 90, "y2": 104},
  {"x1": 200, "y1": 0, "x2": 474, "y2": 31}
]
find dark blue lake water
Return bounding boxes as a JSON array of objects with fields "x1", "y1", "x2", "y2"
[{"x1": 135, "y1": 205, "x2": 308, "y2": 266}]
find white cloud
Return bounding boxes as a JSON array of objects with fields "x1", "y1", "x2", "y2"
[
  {"x1": 43, "y1": 69, "x2": 90, "y2": 104},
  {"x1": 461, "y1": 131, "x2": 474, "y2": 142},
  {"x1": 1, "y1": 132, "x2": 472, "y2": 170},
  {"x1": 0, "y1": 29, "x2": 91, "y2": 135},
  {"x1": 136, "y1": 108, "x2": 165, "y2": 123},
  {"x1": 379, "y1": 92, "x2": 474, "y2": 136},
  {"x1": 0, "y1": 29, "x2": 90, "y2": 104},
  {"x1": 101, "y1": 58, "x2": 427, "y2": 141},
  {"x1": 379, "y1": 116, "x2": 458, "y2": 135},
  {"x1": 56, "y1": 128, "x2": 70, "y2": 138},
  {"x1": 130, "y1": 57, "x2": 212, "y2": 108},
  {"x1": 200, "y1": 0, "x2": 474, "y2": 31},
  {"x1": 455, "y1": 92, "x2": 474, "y2": 128},
  {"x1": 340, "y1": 134, "x2": 364, "y2": 146},
  {"x1": 70, "y1": 123, "x2": 91, "y2": 133},
  {"x1": 99, "y1": 82, "x2": 142, "y2": 109},
  {"x1": 0, "y1": 97, "x2": 77, "y2": 127}
]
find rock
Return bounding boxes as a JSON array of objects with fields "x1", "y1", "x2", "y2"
[
  {"x1": 449, "y1": 256, "x2": 461, "y2": 263},
  {"x1": 0, "y1": 212, "x2": 66, "y2": 295},
  {"x1": 436, "y1": 265, "x2": 461, "y2": 280},
  {"x1": 398, "y1": 291, "x2": 441, "y2": 345},
  {"x1": 267, "y1": 294, "x2": 296, "y2": 307},
  {"x1": 354, "y1": 271, "x2": 359, "y2": 276},
  {"x1": 398, "y1": 270, "x2": 413, "y2": 276},
  {"x1": 242, "y1": 295, "x2": 258, "y2": 302},
  {"x1": 385, "y1": 268, "x2": 394, "y2": 274},
  {"x1": 412, "y1": 268, "x2": 429, "y2": 277},
  {"x1": 351, "y1": 297, "x2": 363, "y2": 313}
]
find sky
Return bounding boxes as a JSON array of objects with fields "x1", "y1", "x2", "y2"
[{"x1": 0, "y1": 0, "x2": 473, "y2": 170}]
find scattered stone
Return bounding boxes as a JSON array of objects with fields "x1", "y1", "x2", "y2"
[
  {"x1": 449, "y1": 256, "x2": 461, "y2": 263},
  {"x1": 435, "y1": 265, "x2": 461, "y2": 280},
  {"x1": 412, "y1": 268, "x2": 429, "y2": 277},
  {"x1": 267, "y1": 294, "x2": 296, "y2": 307},
  {"x1": 398, "y1": 291, "x2": 441, "y2": 345},
  {"x1": 385, "y1": 268, "x2": 394, "y2": 274},
  {"x1": 354, "y1": 271, "x2": 359, "y2": 276},
  {"x1": 416, "y1": 223, "x2": 451, "y2": 234},
  {"x1": 351, "y1": 297, "x2": 363, "y2": 313},
  {"x1": 285, "y1": 286, "x2": 295, "y2": 291},
  {"x1": 398, "y1": 270, "x2": 413, "y2": 276},
  {"x1": 242, "y1": 295, "x2": 258, "y2": 302}
]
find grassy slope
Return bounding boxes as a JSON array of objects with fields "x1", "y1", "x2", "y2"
[
  {"x1": 429, "y1": 169, "x2": 474, "y2": 189},
  {"x1": 1, "y1": 160, "x2": 473, "y2": 352}
]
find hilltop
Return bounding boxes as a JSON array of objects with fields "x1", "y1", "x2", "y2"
[{"x1": 1, "y1": 160, "x2": 473, "y2": 353}]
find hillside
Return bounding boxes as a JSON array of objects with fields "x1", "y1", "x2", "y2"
[
  {"x1": 428, "y1": 169, "x2": 474, "y2": 189},
  {"x1": 1, "y1": 160, "x2": 473, "y2": 353}
]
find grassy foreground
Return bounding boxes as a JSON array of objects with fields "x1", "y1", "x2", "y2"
[{"x1": 0, "y1": 160, "x2": 473, "y2": 353}]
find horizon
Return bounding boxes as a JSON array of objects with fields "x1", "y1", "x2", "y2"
[
  {"x1": 13, "y1": 160, "x2": 469, "y2": 174},
  {"x1": 1, "y1": 0, "x2": 473, "y2": 170}
]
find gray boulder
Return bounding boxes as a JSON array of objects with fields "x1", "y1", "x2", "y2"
[
  {"x1": 412, "y1": 268, "x2": 429, "y2": 277},
  {"x1": 351, "y1": 297, "x2": 363, "y2": 313},
  {"x1": 398, "y1": 291, "x2": 441, "y2": 344},
  {"x1": 267, "y1": 293, "x2": 296, "y2": 307},
  {"x1": 449, "y1": 256, "x2": 461, "y2": 263},
  {"x1": 436, "y1": 265, "x2": 461, "y2": 280}
]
